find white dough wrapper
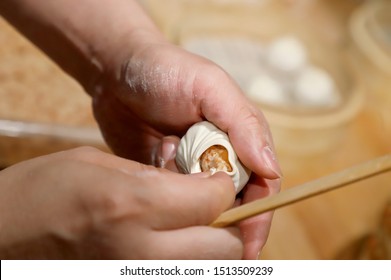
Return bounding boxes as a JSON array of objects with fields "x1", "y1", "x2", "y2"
[{"x1": 176, "y1": 121, "x2": 251, "y2": 193}]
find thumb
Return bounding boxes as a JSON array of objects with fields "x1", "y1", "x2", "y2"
[
  {"x1": 198, "y1": 73, "x2": 282, "y2": 179},
  {"x1": 204, "y1": 91, "x2": 282, "y2": 179},
  {"x1": 228, "y1": 107, "x2": 282, "y2": 179}
]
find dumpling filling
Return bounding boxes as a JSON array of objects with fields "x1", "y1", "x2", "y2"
[
  {"x1": 175, "y1": 121, "x2": 251, "y2": 193},
  {"x1": 200, "y1": 145, "x2": 232, "y2": 173}
]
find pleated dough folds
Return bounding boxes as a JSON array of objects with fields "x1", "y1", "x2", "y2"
[{"x1": 176, "y1": 121, "x2": 251, "y2": 193}]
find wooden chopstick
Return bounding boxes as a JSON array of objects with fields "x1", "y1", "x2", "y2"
[{"x1": 210, "y1": 154, "x2": 391, "y2": 228}]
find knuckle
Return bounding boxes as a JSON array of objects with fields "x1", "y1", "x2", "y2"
[
  {"x1": 82, "y1": 185, "x2": 131, "y2": 224},
  {"x1": 58, "y1": 146, "x2": 103, "y2": 162},
  {"x1": 69, "y1": 146, "x2": 102, "y2": 158}
]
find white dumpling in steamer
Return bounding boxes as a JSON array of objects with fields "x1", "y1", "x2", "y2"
[{"x1": 175, "y1": 121, "x2": 251, "y2": 193}]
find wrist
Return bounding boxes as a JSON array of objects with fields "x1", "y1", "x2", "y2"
[{"x1": 0, "y1": 0, "x2": 167, "y2": 98}]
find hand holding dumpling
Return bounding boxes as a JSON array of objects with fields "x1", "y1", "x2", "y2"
[{"x1": 176, "y1": 121, "x2": 251, "y2": 193}]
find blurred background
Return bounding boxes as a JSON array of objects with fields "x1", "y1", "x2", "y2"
[{"x1": 0, "y1": 0, "x2": 390, "y2": 259}]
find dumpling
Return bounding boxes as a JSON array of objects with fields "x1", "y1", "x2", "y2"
[{"x1": 175, "y1": 121, "x2": 251, "y2": 193}]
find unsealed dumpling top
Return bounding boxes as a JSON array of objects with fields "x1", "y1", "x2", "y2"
[{"x1": 175, "y1": 121, "x2": 251, "y2": 193}]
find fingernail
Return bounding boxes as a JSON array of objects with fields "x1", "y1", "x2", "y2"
[
  {"x1": 161, "y1": 141, "x2": 177, "y2": 162},
  {"x1": 261, "y1": 146, "x2": 283, "y2": 178},
  {"x1": 152, "y1": 140, "x2": 177, "y2": 168}
]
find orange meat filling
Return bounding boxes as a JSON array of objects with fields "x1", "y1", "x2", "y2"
[{"x1": 200, "y1": 145, "x2": 232, "y2": 173}]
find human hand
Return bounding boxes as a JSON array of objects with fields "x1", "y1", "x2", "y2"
[
  {"x1": 93, "y1": 41, "x2": 281, "y2": 178},
  {"x1": 0, "y1": 0, "x2": 281, "y2": 259},
  {"x1": 0, "y1": 147, "x2": 242, "y2": 259},
  {"x1": 92, "y1": 38, "x2": 281, "y2": 259}
]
